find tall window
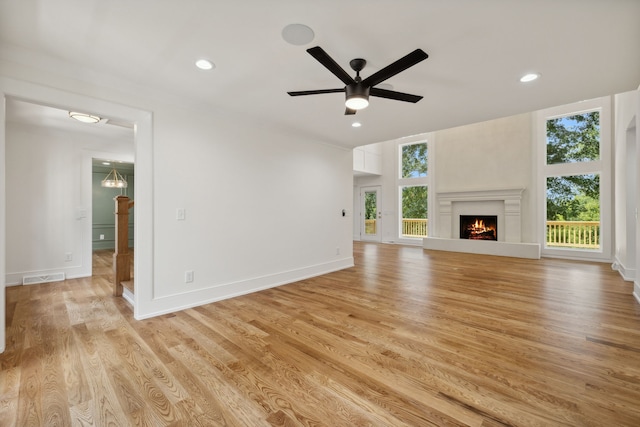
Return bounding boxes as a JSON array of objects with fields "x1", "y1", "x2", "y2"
[
  {"x1": 539, "y1": 98, "x2": 611, "y2": 260},
  {"x1": 399, "y1": 142, "x2": 429, "y2": 239}
]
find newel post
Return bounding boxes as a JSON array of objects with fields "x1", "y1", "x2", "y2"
[{"x1": 113, "y1": 195, "x2": 132, "y2": 296}]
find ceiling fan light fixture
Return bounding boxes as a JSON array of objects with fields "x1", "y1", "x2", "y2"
[
  {"x1": 345, "y1": 96, "x2": 369, "y2": 110},
  {"x1": 345, "y1": 84, "x2": 370, "y2": 110},
  {"x1": 69, "y1": 111, "x2": 101, "y2": 123}
]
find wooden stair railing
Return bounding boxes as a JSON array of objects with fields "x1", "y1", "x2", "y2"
[{"x1": 113, "y1": 195, "x2": 134, "y2": 296}]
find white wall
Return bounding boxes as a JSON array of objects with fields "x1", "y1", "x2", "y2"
[
  {"x1": 5, "y1": 122, "x2": 133, "y2": 284},
  {"x1": 431, "y1": 113, "x2": 535, "y2": 242},
  {"x1": 353, "y1": 112, "x2": 535, "y2": 245},
  {"x1": 636, "y1": 88, "x2": 640, "y2": 302},
  {"x1": 149, "y1": 106, "x2": 354, "y2": 310},
  {"x1": 0, "y1": 93, "x2": 5, "y2": 352},
  {"x1": 613, "y1": 90, "x2": 638, "y2": 281},
  {"x1": 1, "y1": 58, "x2": 354, "y2": 354}
]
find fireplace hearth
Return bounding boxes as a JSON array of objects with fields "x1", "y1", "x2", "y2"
[
  {"x1": 425, "y1": 188, "x2": 540, "y2": 259},
  {"x1": 460, "y1": 215, "x2": 497, "y2": 241}
]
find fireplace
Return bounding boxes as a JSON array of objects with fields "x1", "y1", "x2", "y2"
[
  {"x1": 460, "y1": 215, "x2": 497, "y2": 241},
  {"x1": 424, "y1": 188, "x2": 540, "y2": 259}
]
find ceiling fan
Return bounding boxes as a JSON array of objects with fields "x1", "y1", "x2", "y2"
[{"x1": 287, "y1": 46, "x2": 428, "y2": 115}]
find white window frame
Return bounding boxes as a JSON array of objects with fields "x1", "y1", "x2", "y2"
[
  {"x1": 396, "y1": 135, "x2": 434, "y2": 245},
  {"x1": 536, "y1": 96, "x2": 612, "y2": 261}
]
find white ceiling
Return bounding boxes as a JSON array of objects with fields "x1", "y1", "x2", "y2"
[{"x1": 1, "y1": 0, "x2": 639, "y2": 149}]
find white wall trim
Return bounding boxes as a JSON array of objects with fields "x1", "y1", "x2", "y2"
[
  {"x1": 0, "y1": 88, "x2": 5, "y2": 353},
  {"x1": 536, "y1": 96, "x2": 613, "y2": 262},
  {"x1": 612, "y1": 255, "x2": 636, "y2": 282}
]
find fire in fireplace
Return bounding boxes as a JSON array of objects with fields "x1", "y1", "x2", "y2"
[{"x1": 460, "y1": 215, "x2": 497, "y2": 241}]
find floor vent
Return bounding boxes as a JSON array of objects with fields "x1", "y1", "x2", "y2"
[{"x1": 23, "y1": 272, "x2": 66, "y2": 285}]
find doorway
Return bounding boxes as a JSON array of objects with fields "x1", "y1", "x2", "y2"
[
  {"x1": 1, "y1": 78, "x2": 153, "y2": 350},
  {"x1": 361, "y1": 186, "x2": 381, "y2": 242}
]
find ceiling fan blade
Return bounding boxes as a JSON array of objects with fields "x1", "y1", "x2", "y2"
[
  {"x1": 344, "y1": 107, "x2": 357, "y2": 115},
  {"x1": 307, "y1": 46, "x2": 356, "y2": 86},
  {"x1": 287, "y1": 88, "x2": 345, "y2": 96},
  {"x1": 370, "y1": 87, "x2": 423, "y2": 103},
  {"x1": 361, "y1": 49, "x2": 428, "y2": 88}
]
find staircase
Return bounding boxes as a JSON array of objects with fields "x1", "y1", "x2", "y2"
[{"x1": 113, "y1": 195, "x2": 134, "y2": 297}]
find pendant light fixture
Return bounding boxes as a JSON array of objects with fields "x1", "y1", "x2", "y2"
[{"x1": 101, "y1": 168, "x2": 128, "y2": 188}]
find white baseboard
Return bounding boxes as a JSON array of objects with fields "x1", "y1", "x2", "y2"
[
  {"x1": 122, "y1": 286, "x2": 134, "y2": 307},
  {"x1": 611, "y1": 256, "x2": 636, "y2": 282},
  {"x1": 134, "y1": 257, "x2": 355, "y2": 320}
]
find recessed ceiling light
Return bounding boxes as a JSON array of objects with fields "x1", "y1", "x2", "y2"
[
  {"x1": 195, "y1": 59, "x2": 214, "y2": 70},
  {"x1": 520, "y1": 73, "x2": 540, "y2": 83},
  {"x1": 102, "y1": 162, "x2": 111, "y2": 166},
  {"x1": 352, "y1": 122, "x2": 362, "y2": 128},
  {"x1": 69, "y1": 111, "x2": 101, "y2": 123},
  {"x1": 282, "y1": 24, "x2": 315, "y2": 45}
]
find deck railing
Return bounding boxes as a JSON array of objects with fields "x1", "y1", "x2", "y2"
[
  {"x1": 366, "y1": 219, "x2": 600, "y2": 249},
  {"x1": 402, "y1": 218, "x2": 428, "y2": 237},
  {"x1": 546, "y1": 220, "x2": 600, "y2": 249},
  {"x1": 365, "y1": 218, "x2": 429, "y2": 237},
  {"x1": 365, "y1": 219, "x2": 377, "y2": 234}
]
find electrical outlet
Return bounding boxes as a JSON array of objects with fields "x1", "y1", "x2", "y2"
[
  {"x1": 184, "y1": 270, "x2": 194, "y2": 283},
  {"x1": 336, "y1": 247, "x2": 340, "y2": 255},
  {"x1": 99, "y1": 234, "x2": 105, "y2": 240},
  {"x1": 64, "y1": 253, "x2": 73, "y2": 262}
]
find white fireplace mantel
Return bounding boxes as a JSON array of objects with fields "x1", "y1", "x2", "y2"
[
  {"x1": 437, "y1": 188, "x2": 525, "y2": 204},
  {"x1": 424, "y1": 188, "x2": 540, "y2": 259},
  {"x1": 437, "y1": 188, "x2": 524, "y2": 242}
]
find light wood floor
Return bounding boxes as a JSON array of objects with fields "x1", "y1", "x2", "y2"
[{"x1": 2, "y1": 243, "x2": 640, "y2": 426}]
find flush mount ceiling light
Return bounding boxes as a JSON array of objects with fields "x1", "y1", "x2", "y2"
[
  {"x1": 520, "y1": 73, "x2": 540, "y2": 83},
  {"x1": 351, "y1": 122, "x2": 362, "y2": 128},
  {"x1": 195, "y1": 59, "x2": 215, "y2": 70},
  {"x1": 69, "y1": 111, "x2": 101, "y2": 123},
  {"x1": 281, "y1": 23, "x2": 315, "y2": 45},
  {"x1": 101, "y1": 168, "x2": 128, "y2": 188}
]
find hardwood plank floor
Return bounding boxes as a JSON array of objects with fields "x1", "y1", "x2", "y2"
[{"x1": 2, "y1": 243, "x2": 640, "y2": 426}]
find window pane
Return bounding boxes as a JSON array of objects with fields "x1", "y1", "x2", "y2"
[
  {"x1": 401, "y1": 143, "x2": 428, "y2": 178},
  {"x1": 401, "y1": 186, "x2": 428, "y2": 237},
  {"x1": 546, "y1": 111, "x2": 600, "y2": 164},
  {"x1": 364, "y1": 191, "x2": 377, "y2": 235},
  {"x1": 546, "y1": 174, "x2": 600, "y2": 250}
]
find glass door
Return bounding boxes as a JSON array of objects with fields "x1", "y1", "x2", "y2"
[{"x1": 361, "y1": 186, "x2": 381, "y2": 242}]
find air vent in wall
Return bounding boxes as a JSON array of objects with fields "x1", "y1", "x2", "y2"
[{"x1": 22, "y1": 272, "x2": 65, "y2": 285}]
